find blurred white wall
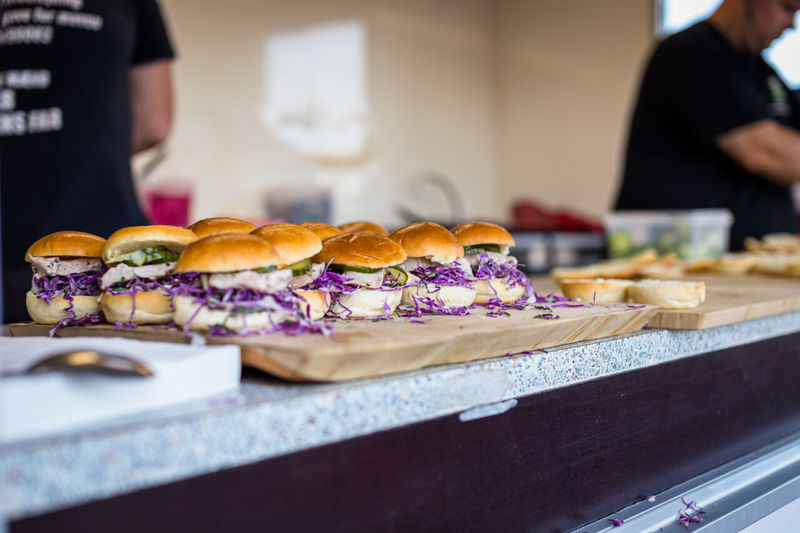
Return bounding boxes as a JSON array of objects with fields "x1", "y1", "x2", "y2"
[
  {"x1": 154, "y1": 0, "x2": 653, "y2": 226},
  {"x1": 157, "y1": 0, "x2": 498, "y2": 226},
  {"x1": 495, "y1": 0, "x2": 652, "y2": 219}
]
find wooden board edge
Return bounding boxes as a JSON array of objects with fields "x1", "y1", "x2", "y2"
[{"x1": 255, "y1": 306, "x2": 657, "y2": 381}]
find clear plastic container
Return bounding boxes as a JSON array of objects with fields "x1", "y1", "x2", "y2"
[{"x1": 605, "y1": 209, "x2": 733, "y2": 260}]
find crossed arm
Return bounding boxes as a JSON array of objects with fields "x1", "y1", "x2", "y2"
[
  {"x1": 717, "y1": 118, "x2": 800, "y2": 185},
  {"x1": 128, "y1": 59, "x2": 173, "y2": 155}
]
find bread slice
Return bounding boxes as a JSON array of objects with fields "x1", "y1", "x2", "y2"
[
  {"x1": 559, "y1": 278, "x2": 633, "y2": 304},
  {"x1": 550, "y1": 248, "x2": 657, "y2": 281},
  {"x1": 709, "y1": 252, "x2": 758, "y2": 275},
  {"x1": 627, "y1": 279, "x2": 706, "y2": 309}
]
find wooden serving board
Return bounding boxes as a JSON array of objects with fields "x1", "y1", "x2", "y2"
[
  {"x1": 9, "y1": 304, "x2": 656, "y2": 382},
  {"x1": 537, "y1": 275, "x2": 800, "y2": 331},
  {"x1": 646, "y1": 277, "x2": 800, "y2": 330}
]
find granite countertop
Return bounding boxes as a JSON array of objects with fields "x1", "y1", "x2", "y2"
[{"x1": 3, "y1": 310, "x2": 800, "y2": 521}]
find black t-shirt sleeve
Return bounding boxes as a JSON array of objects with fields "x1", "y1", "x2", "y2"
[
  {"x1": 130, "y1": 0, "x2": 175, "y2": 65},
  {"x1": 651, "y1": 30, "x2": 765, "y2": 148}
]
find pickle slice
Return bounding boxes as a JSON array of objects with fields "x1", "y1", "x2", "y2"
[
  {"x1": 330, "y1": 264, "x2": 381, "y2": 274},
  {"x1": 463, "y1": 244, "x2": 502, "y2": 255}
]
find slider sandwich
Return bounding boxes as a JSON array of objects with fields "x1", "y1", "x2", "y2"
[
  {"x1": 298, "y1": 221, "x2": 342, "y2": 240},
  {"x1": 389, "y1": 222, "x2": 476, "y2": 313},
  {"x1": 189, "y1": 217, "x2": 257, "y2": 238},
  {"x1": 251, "y1": 224, "x2": 330, "y2": 319},
  {"x1": 100, "y1": 225, "x2": 198, "y2": 325},
  {"x1": 172, "y1": 233, "x2": 328, "y2": 334},
  {"x1": 311, "y1": 232, "x2": 408, "y2": 318},
  {"x1": 25, "y1": 231, "x2": 106, "y2": 332},
  {"x1": 451, "y1": 222, "x2": 534, "y2": 304}
]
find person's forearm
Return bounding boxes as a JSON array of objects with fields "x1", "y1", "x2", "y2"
[
  {"x1": 717, "y1": 119, "x2": 800, "y2": 185},
  {"x1": 129, "y1": 60, "x2": 174, "y2": 155}
]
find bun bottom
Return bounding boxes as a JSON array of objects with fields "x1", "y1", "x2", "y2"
[
  {"x1": 401, "y1": 280, "x2": 476, "y2": 308},
  {"x1": 101, "y1": 291, "x2": 173, "y2": 324},
  {"x1": 294, "y1": 289, "x2": 331, "y2": 320},
  {"x1": 173, "y1": 296, "x2": 290, "y2": 332},
  {"x1": 473, "y1": 279, "x2": 525, "y2": 304},
  {"x1": 26, "y1": 292, "x2": 100, "y2": 324},
  {"x1": 330, "y1": 288, "x2": 402, "y2": 318},
  {"x1": 559, "y1": 278, "x2": 633, "y2": 304},
  {"x1": 627, "y1": 280, "x2": 706, "y2": 309}
]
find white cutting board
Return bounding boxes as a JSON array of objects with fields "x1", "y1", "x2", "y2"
[{"x1": 0, "y1": 337, "x2": 241, "y2": 443}]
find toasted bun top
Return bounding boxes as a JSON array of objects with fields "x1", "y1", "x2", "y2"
[
  {"x1": 189, "y1": 217, "x2": 257, "y2": 238},
  {"x1": 312, "y1": 232, "x2": 407, "y2": 268},
  {"x1": 338, "y1": 221, "x2": 389, "y2": 235},
  {"x1": 26, "y1": 231, "x2": 106, "y2": 261},
  {"x1": 251, "y1": 224, "x2": 323, "y2": 266},
  {"x1": 299, "y1": 221, "x2": 342, "y2": 240},
  {"x1": 389, "y1": 222, "x2": 463, "y2": 263},
  {"x1": 451, "y1": 222, "x2": 515, "y2": 248},
  {"x1": 103, "y1": 225, "x2": 197, "y2": 262},
  {"x1": 176, "y1": 233, "x2": 280, "y2": 273}
]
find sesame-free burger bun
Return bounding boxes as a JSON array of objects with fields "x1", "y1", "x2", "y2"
[
  {"x1": 473, "y1": 279, "x2": 525, "y2": 304},
  {"x1": 312, "y1": 232, "x2": 407, "y2": 268},
  {"x1": 338, "y1": 221, "x2": 389, "y2": 235},
  {"x1": 451, "y1": 222, "x2": 515, "y2": 249},
  {"x1": 103, "y1": 225, "x2": 197, "y2": 263},
  {"x1": 294, "y1": 289, "x2": 331, "y2": 320},
  {"x1": 100, "y1": 291, "x2": 173, "y2": 324},
  {"x1": 299, "y1": 222, "x2": 342, "y2": 240},
  {"x1": 331, "y1": 287, "x2": 402, "y2": 318},
  {"x1": 176, "y1": 233, "x2": 280, "y2": 273},
  {"x1": 626, "y1": 280, "x2": 706, "y2": 309},
  {"x1": 401, "y1": 278, "x2": 476, "y2": 308},
  {"x1": 189, "y1": 217, "x2": 257, "y2": 238},
  {"x1": 389, "y1": 222, "x2": 463, "y2": 263},
  {"x1": 251, "y1": 224, "x2": 323, "y2": 266},
  {"x1": 26, "y1": 231, "x2": 105, "y2": 261},
  {"x1": 559, "y1": 278, "x2": 634, "y2": 304},
  {"x1": 173, "y1": 295, "x2": 289, "y2": 332},
  {"x1": 26, "y1": 292, "x2": 100, "y2": 324}
]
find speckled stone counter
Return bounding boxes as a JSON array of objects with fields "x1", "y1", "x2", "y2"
[{"x1": 3, "y1": 310, "x2": 800, "y2": 521}]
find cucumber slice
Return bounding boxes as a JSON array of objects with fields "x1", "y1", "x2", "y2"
[
  {"x1": 254, "y1": 266, "x2": 277, "y2": 274},
  {"x1": 283, "y1": 258, "x2": 312, "y2": 276},
  {"x1": 386, "y1": 266, "x2": 408, "y2": 285},
  {"x1": 464, "y1": 244, "x2": 502, "y2": 255},
  {"x1": 109, "y1": 246, "x2": 181, "y2": 266},
  {"x1": 330, "y1": 264, "x2": 381, "y2": 274}
]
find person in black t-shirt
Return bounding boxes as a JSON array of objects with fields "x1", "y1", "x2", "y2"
[
  {"x1": 0, "y1": 0, "x2": 175, "y2": 323},
  {"x1": 615, "y1": 0, "x2": 800, "y2": 250}
]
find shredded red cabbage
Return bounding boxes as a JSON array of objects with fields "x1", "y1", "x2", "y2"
[
  {"x1": 484, "y1": 297, "x2": 529, "y2": 317},
  {"x1": 172, "y1": 274, "x2": 333, "y2": 336},
  {"x1": 409, "y1": 263, "x2": 474, "y2": 289},
  {"x1": 608, "y1": 518, "x2": 625, "y2": 527},
  {"x1": 31, "y1": 269, "x2": 103, "y2": 304},
  {"x1": 105, "y1": 272, "x2": 201, "y2": 326},
  {"x1": 677, "y1": 497, "x2": 705, "y2": 528},
  {"x1": 30, "y1": 268, "x2": 105, "y2": 336},
  {"x1": 48, "y1": 295, "x2": 103, "y2": 337},
  {"x1": 397, "y1": 295, "x2": 475, "y2": 318},
  {"x1": 472, "y1": 253, "x2": 535, "y2": 297},
  {"x1": 303, "y1": 268, "x2": 359, "y2": 294}
]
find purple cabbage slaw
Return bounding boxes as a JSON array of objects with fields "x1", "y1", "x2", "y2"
[
  {"x1": 306, "y1": 262, "x2": 405, "y2": 319},
  {"x1": 169, "y1": 274, "x2": 333, "y2": 337},
  {"x1": 409, "y1": 263, "x2": 474, "y2": 289},
  {"x1": 677, "y1": 497, "x2": 705, "y2": 528},
  {"x1": 471, "y1": 253, "x2": 536, "y2": 298},
  {"x1": 105, "y1": 271, "x2": 201, "y2": 326},
  {"x1": 32, "y1": 269, "x2": 103, "y2": 304},
  {"x1": 397, "y1": 294, "x2": 475, "y2": 319},
  {"x1": 30, "y1": 269, "x2": 105, "y2": 336}
]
